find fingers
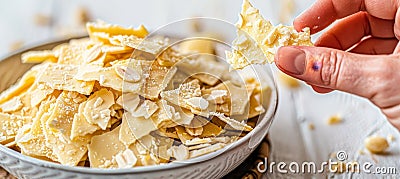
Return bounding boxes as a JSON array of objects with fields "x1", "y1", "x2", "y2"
[
  {"x1": 350, "y1": 37, "x2": 398, "y2": 55},
  {"x1": 381, "y1": 105, "x2": 400, "y2": 130},
  {"x1": 315, "y1": 12, "x2": 395, "y2": 50},
  {"x1": 393, "y1": 42, "x2": 400, "y2": 54},
  {"x1": 294, "y1": 0, "x2": 398, "y2": 34},
  {"x1": 311, "y1": 85, "x2": 334, "y2": 93},
  {"x1": 274, "y1": 46, "x2": 399, "y2": 99},
  {"x1": 395, "y1": 10, "x2": 400, "y2": 39},
  {"x1": 293, "y1": 0, "x2": 363, "y2": 34}
]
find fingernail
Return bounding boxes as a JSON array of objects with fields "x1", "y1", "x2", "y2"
[{"x1": 276, "y1": 47, "x2": 306, "y2": 75}]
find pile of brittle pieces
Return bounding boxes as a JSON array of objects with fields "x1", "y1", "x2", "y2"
[{"x1": 0, "y1": 20, "x2": 271, "y2": 169}]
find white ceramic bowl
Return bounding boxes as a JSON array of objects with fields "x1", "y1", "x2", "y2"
[{"x1": 0, "y1": 19, "x2": 278, "y2": 179}]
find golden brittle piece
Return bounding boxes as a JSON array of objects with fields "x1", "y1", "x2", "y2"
[
  {"x1": 70, "y1": 101, "x2": 99, "y2": 140},
  {"x1": 21, "y1": 50, "x2": 57, "y2": 63},
  {"x1": 87, "y1": 20, "x2": 148, "y2": 39},
  {"x1": 43, "y1": 91, "x2": 91, "y2": 166},
  {"x1": 83, "y1": 89, "x2": 114, "y2": 130},
  {"x1": 37, "y1": 63, "x2": 95, "y2": 95},
  {"x1": 0, "y1": 65, "x2": 43, "y2": 104},
  {"x1": 0, "y1": 113, "x2": 31, "y2": 145},
  {"x1": 88, "y1": 126, "x2": 125, "y2": 168},
  {"x1": 125, "y1": 112, "x2": 157, "y2": 141},
  {"x1": 109, "y1": 35, "x2": 167, "y2": 55},
  {"x1": 226, "y1": 0, "x2": 313, "y2": 69},
  {"x1": 16, "y1": 96, "x2": 58, "y2": 161}
]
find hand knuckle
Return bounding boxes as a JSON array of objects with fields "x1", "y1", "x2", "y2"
[
  {"x1": 376, "y1": 61, "x2": 393, "y2": 82},
  {"x1": 369, "y1": 58, "x2": 398, "y2": 106},
  {"x1": 320, "y1": 50, "x2": 343, "y2": 88},
  {"x1": 371, "y1": 61, "x2": 394, "y2": 94}
]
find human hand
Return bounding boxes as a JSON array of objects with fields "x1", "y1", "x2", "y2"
[{"x1": 274, "y1": 0, "x2": 400, "y2": 130}]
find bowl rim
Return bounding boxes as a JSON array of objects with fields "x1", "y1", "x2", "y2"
[{"x1": 0, "y1": 37, "x2": 279, "y2": 174}]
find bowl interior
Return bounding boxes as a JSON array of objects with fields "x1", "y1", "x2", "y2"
[{"x1": 0, "y1": 18, "x2": 278, "y2": 174}]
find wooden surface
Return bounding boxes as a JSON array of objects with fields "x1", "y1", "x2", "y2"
[
  {"x1": 0, "y1": 135, "x2": 271, "y2": 179},
  {"x1": 0, "y1": 167, "x2": 17, "y2": 179}
]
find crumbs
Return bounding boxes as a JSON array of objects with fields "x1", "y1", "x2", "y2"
[{"x1": 327, "y1": 114, "x2": 342, "y2": 125}]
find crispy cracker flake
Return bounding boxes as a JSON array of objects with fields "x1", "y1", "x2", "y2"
[
  {"x1": 0, "y1": 97, "x2": 23, "y2": 113},
  {"x1": 167, "y1": 144, "x2": 189, "y2": 161},
  {"x1": 211, "y1": 112, "x2": 253, "y2": 131},
  {"x1": 87, "y1": 20, "x2": 148, "y2": 38},
  {"x1": 110, "y1": 35, "x2": 167, "y2": 55},
  {"x1": 21, "y1": 50, "x2": 57, "y2": 63},
  {"x1": 226, "y1": 0, "x2": 313, "y2": 69},
  {"x1": 189, "y1": 143, "x2": 226, "y2": 158}
]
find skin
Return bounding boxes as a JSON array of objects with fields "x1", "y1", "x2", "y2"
[{"x1": 274, "y1": 0, "x2": 400, "y2": 130}]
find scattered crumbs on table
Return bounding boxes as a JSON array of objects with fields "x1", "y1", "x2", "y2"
[
  {"x1": 330, "y1": 161, "x2": 346, "y2": 173},
  {"x1": 308, "y1": 123, "x2": 315, "y2": 130},
  {"x1": 329, "y1": 152, "x2": 336, "y2": 159},
  {"x1": 348, "y1": 161, "x2": 360, "y2": 173},
  {"x1": 387, "y1": 134, "x2": 395, "y2": 142},
  {"x1": 278, "y1": 72, "x2": 300, "y2": 89},
  {"x1": 364, "y1": 135, "x2": 389, "y2": 154},
  {"x1": 0, "y1": 167, "x2": 17, "y2": 179},
  {"x1": 33, "y1": 13, "x2": 52, "y2": 26},
  {"x1": 75, "y1": 7, "x2": 92, "y2": 25},
  {"x1": 8, "y1": 40, "x2": 24, "y2": 52}
]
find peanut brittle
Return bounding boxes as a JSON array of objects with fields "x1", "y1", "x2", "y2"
[
  {"x1": 226, "y1": 0, "x2": 313, "y2": 69},
  {"x1": 1, "y1": 16, "x2": 271, "y2": 169}
]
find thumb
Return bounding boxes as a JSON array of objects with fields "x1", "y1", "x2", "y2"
[{"x1": 274, "y1": 46, "x2": 396, "y2": 99}]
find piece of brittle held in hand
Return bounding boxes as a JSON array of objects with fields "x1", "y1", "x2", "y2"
[{"x1": 226, "y1": 0, "x2": 313, "y2": 69}]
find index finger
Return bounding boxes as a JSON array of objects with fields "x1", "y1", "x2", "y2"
[{"x1": 294, "y1": 0, "x2": 398, "y2": 34}]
